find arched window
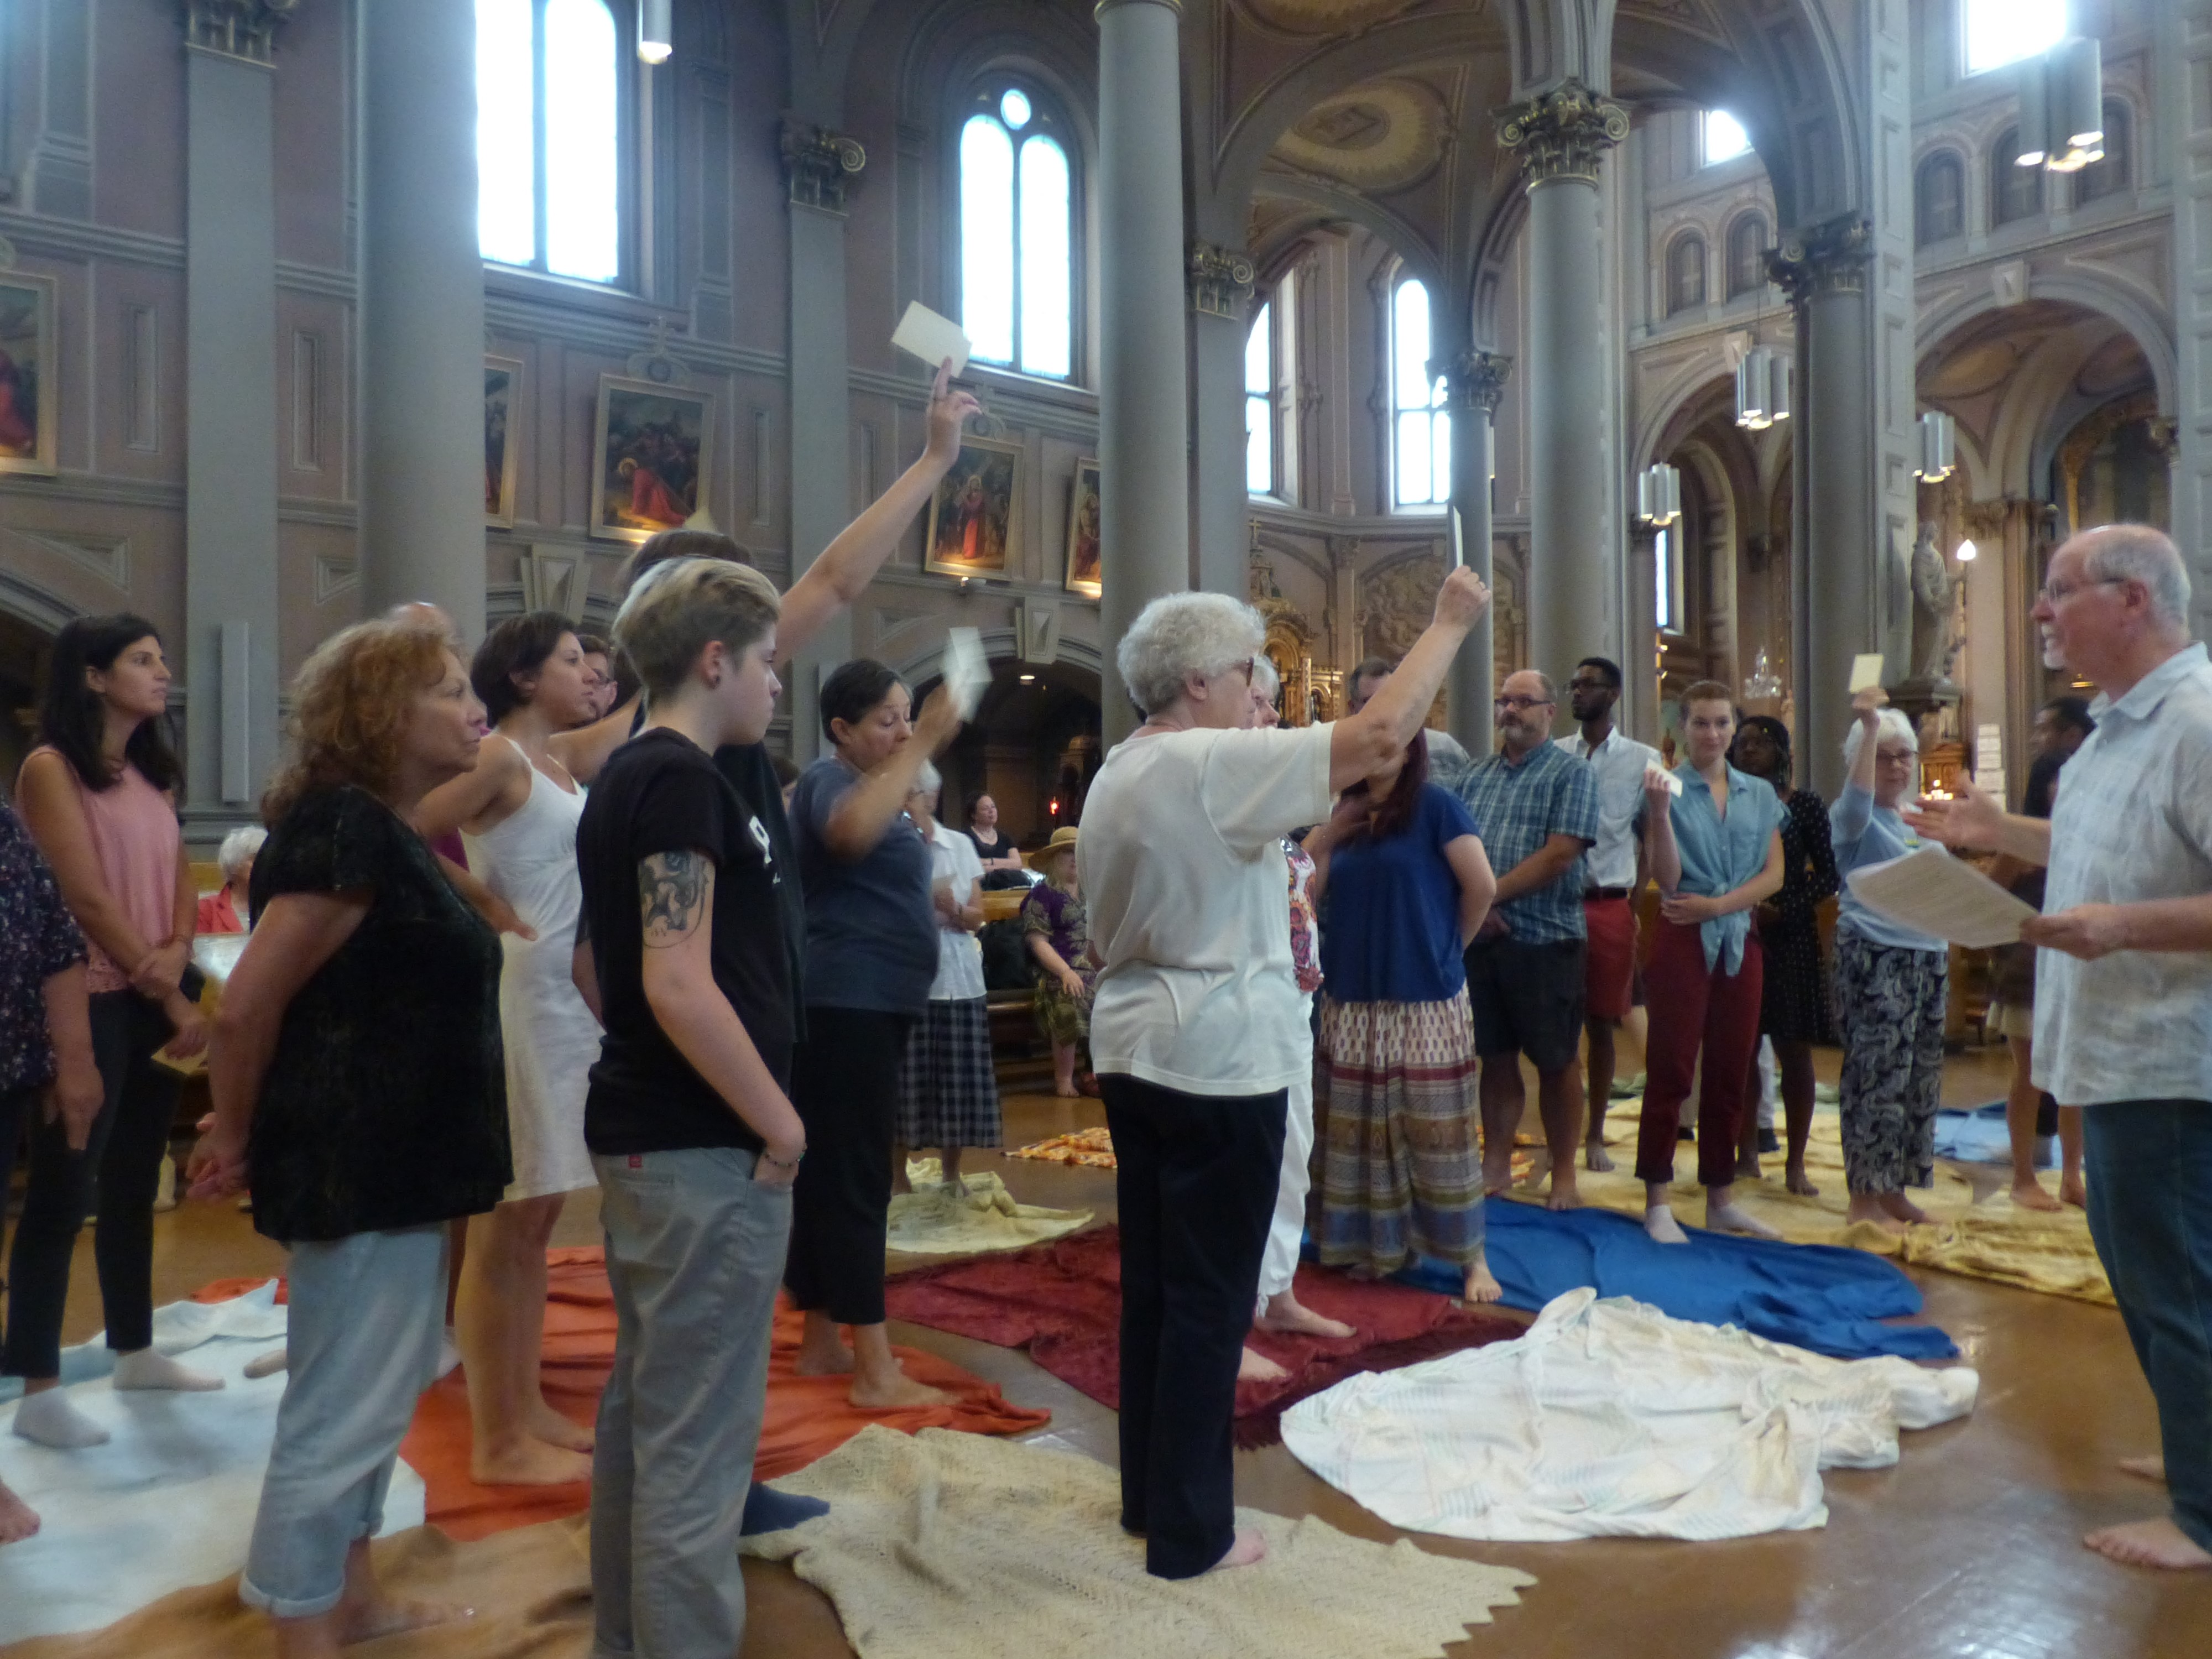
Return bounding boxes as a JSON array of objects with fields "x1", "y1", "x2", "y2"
[
  {"x1": 1964, "y1": 0, "x2": 2064, "y2": 77},
  {"x1": 1725, "y1": 215, "x2": 1767, "y2": 300},
  {"x1": 1666, "y1": 233, "x2": 1707, "y2": 316},
  {"x1": 476, "y1": 0, "x2": 624, "y2": 284},
  {"x1": 1994, "y1": 128, "x2": 2044, "y2": 227},
  {"x1": 1246, "y1": 299, "x2": 1275, "y2": 496},
  {"x1": 1915, "y1": 152, "x2": 1965, "y2": 246},
  {"x1": 959, "y1": 85, "x2": 1074, "y2": 380},
  {"x1": 1390, "y1": 279, "x2": 1448, "y2": 509},
  {"x1": 2076, "y1": 100, "x2": 2133, "y2": 204}
]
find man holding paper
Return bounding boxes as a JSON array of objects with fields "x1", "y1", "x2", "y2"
[{"x1": 1912, "y1": 523, "x2": 2212, "y2": 1573}]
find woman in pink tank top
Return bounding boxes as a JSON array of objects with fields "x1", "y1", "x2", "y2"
[{"x1": 9, "y1": 614, "x2": 219, "y2": 1448}]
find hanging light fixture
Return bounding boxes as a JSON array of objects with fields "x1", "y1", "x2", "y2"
[
  {"x1": 1914, "y1": 410, "x2": 1957, "y2": 482},
  {"x1": 637, "y1": 0, "x2": 673, "y2": 63},
  {"x1": 2015, "y1": 36, "x2": 2104, "y2": 174},
  {"x1": 1734, "y1": 346, "x2": 1790, "y2": 432},
  {"x1": 1955, "y1": 539, "x2": 1978, "y2": 562},
  {"x1": 1636, "y1": 462, "x2": 1681, "y2": 525}
]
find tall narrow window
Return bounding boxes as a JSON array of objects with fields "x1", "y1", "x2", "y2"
[
  {"x1": 1655, "y1": 525, "x2": 1679, "y2": 633},
  {"x1": 1390, "y1": 279, "x2": 1449, "y2": 509},
  {"x1": 1702, "y1": 111, "x2": 1751, "y2": 166},
  {"x1": 1246, "y1": 300, "x2": 1275, "y2": 496},
  {"x1": 1994, "y1": 128, "x2": 2044, "y2": 226},
  {"x1": 960, "y1": 86, "x2": 1075, "y2": 380},
  {"x1": 1666, "y1": 234, "x2": 1707, "y2": 315},
  {"x1": 1725, "y1": 215, "x2": 1767, "y2": 300},
  {"x1": 2075, "y1": 100, "x2": 2131, "y2": 204},
  {"x1": 1964, "y1": 0, "x2": 2065, "y2": 77},
  {"x1": 476, "y1": 0, "x2": 623, "y2": 283},
  {"x1": 1915, "y1": 152, "x2": 1965, "y2": 246}
]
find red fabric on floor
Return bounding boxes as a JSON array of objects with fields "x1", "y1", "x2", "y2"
[{"x1": 883, "y1": 1225, "x2": 1525, "y2": 1449}]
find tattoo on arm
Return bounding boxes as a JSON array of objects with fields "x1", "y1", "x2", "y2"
[{"x1": 638, "y1": 852, "x2": 711, "y2": 948}]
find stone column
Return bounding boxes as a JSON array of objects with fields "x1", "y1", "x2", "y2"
[
  {"x1": 1497, "y1": 81, "x2": 1627, "y2": 724},
  {"x1": 181, "y1": 1, "x2": 289, "y2": 834},
  {"x1": 1188, "y1": 241, "x2": 1256, "y2": 598},
  {"x1": 2163, "y1": 0, "x2": 2212, "y2": 640},
  {"x1": 1439, "y1": 348, "x2": 1511, "y2": 755},
  {"x1": 780, "y1": 119, "x2": 866, "y2": 760},
  {"x1": 358, "y1": 0, "x2": 486, "y2": 640},
  {"x1": 1095, "y1": 0, "x2": 1190, "y2": 743}
]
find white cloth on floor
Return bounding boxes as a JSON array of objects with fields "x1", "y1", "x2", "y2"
[
  {"x1": 1280, "y1": 1287, "x2": 1977, "y2": 1543},
  {"x1": 0, "y1": 1284, "x2": 427, "y2": 1644}
]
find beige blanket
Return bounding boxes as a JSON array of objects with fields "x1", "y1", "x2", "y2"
[{"x1": 887, "y1": 1160, "x2": 1092, "y2": 1258}]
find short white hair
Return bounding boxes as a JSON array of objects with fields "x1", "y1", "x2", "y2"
[
  {"x1": 1249, "y1": 653, "x2": 1280, "y2": 696},
  {"x1": 218, "y1": 825, "x2": 267, "y2": 880},
  {"x1": 1114, "y1": 592, "x2": 1266, "y2": 717},
  {"x1": 911, "y1": 759, "x2": 941, "y2": 796},
  {"x1": 2080, "y1": 524, "x2": 2192, "y2": 628},
  {"x1": 1841, "y1": 707, "x2": 1919, "y2": 771}
]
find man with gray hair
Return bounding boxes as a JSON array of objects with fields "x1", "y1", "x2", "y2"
[{"x1": 1913, "y1": 523, "x2": 2212, "y2": 1572}]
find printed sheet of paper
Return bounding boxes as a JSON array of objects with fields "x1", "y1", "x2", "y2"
[
  {"x1": 892, "y1": 301, "x2": 971, "y2": 378},
  {"x1": 1848, "y1": 653, "x2": 1887, "y2": 693},
  {"x1": 942, "y1": 625, "x2": 990, "y2": 720},
  {"x1": 1643, "y1": 763, "x2": 1683, "y2": 797},
  {"x1": 1844, "y1": 845, "x2": 2039, "y2": 948}
]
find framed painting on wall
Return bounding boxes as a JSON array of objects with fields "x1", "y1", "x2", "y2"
[
  {"x1": 1065, "y1": 457, "x2": 1100, "y2": 597},
  {"x1": 589, "y1": 373, "x2": 714, "y2": 544},
  {"x1": 924, "y1": 433, "x2": 1022, "y2": 579},
  {"x1": 484, "y1": 354, "x2": 523, "y2": 527},
  {"x1": 0, "y1": 270, "x2": 59, "y2": 478}
]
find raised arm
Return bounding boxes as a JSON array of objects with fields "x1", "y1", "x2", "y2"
[
  {"x1": 1446, "y1": 834, "x2": 1497, "y2": 946},
  {"x1": 820, "y1": 688, "x2": 962, "y2": 863},
  {"x1": 413, "y1": 733, "x2": 528, "y2": 842},
  {"x1": 1328, "y1": 568, "x2": 1489, "y2": 793}
]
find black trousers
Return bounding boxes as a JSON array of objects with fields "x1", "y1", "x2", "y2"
[
  {"x1": 3, "y1": 990, "x2": 181, "y2": 1379},
  {"x1": 1101, "y1": 1073, "x2": 1286, "y2": 1579},
  {"x1": 784, "y1": 1008, "x2": 914, "y2": 1328}
]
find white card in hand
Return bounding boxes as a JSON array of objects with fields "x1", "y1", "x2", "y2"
[
  {"x1": 892, "y1": 301, "x2": 971, "y2": 378},
  {"x1": 1848, "y1": 653, "x2": 1887, "y2": 693},
  {"x1": 942, "y1": 626, "x2": 990, "y2": 720},
  {"x1": 1644, "y1": 763, "x2": 1683, "y2": 796}
]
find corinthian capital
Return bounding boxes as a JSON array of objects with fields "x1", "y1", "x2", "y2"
[
  {"x1": 1438, "y1": 349, "x2": 1512, "y2": 415},
  {"x1": 1188, "y1": 242, "x2": 1256, "y2": 319},
  {"x1": 182, "y1": 0, "x2": 298, "y2": 62},
  {"x1": 1495, "y1": 79, "x2": 1629, "y2": 188},
  {"x1": 1766, "y1": 215, "x2": 1872, "y2": 307},
  {"x1": 780, "y1": 118, "x2": 867, "y2": 213}
]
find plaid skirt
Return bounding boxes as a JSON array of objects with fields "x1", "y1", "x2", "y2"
[
  {"x1": 895, "y1": 996, "x2": 1003, "y2": 1150},
  {"x1": 1316, "y1": 989, "x2": 1485, "y2": 1274}
]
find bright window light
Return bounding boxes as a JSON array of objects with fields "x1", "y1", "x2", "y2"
[
  {"x1": 1017, "y1": 136, "x2": 1072, "y2": 378},
  {"x1": 1965, "y1": 0, "x2": 2066, "y2": 77},
  {"x1": 1391, "y1": 280, "x2": 1448, "y2": 508},
  {"x1": 545, "y1": 0, "x2": 620, "y2": 282},
  {"x1": 959, "y1": 89, "x2": 1076, "y2": 381},
  {"x1": 959, "y1": 116, "x2": 1016, "y2": 367},
  {"x1": 1703, "y1": 111, "x2": 1751, "y2": 166},
  {"x1": 1245, "y1": 301, "x2": 1273, "y2": 495},
  {"x1": 476, "y1": 0, "x2": 536, "y2": 267}
]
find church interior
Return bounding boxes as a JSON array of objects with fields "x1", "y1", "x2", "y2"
[{"x1": 3, "y1": 1, "x2": 2212, "y2": 1655}]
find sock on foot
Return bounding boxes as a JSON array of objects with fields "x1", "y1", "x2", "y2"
[
  {"x1": 1644, "y1": 1206, "x2": 1688, "y2": 1245},
  {"x1": 740, "y1": 1483, "x2": 830, "y2": 1536},
  {"x1": 12, "y1": 1389, "x2": 111, "y2": 1448},
  {"x1": 111, "y1": 1349, "x2": 225, "y2": 1392},
  {"x1": 1708, "y1": 1203, "x2": 1782, "y2": 1240}
]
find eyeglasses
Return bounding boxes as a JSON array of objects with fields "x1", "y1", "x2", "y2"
[
  {"x1": 1232, "y1": 658, "x2": 1255, "y2": 685},
  {"x1": 2037, "y1": 576, "x2": 2127, "y2": 606},
  {"x1": 1493, "y1": 695, "x2": 1553, "y2": 712}
]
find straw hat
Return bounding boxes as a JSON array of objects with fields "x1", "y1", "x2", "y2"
[{"x1": 1026, "y1": 826, "x2": 1079, "y2": 869}]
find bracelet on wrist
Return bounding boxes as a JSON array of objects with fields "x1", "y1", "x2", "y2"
[{"x1": 761, "y1": 1147, "x2": 804, "y2": 1171}]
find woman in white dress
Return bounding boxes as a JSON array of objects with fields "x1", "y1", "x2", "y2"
[{"x1": 415, "y1": 613, "x2": 602, "y2": 1485}]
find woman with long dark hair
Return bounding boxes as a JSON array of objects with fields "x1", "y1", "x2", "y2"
[{"x1": 9, "y1": 615, "x2": 213, "y2": 1450}]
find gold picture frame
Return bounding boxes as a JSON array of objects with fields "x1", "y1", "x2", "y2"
[
  {"x1": 589, "y1": 372, "x2": 714, "y2": 544},
  {"x1": 1065, "y1": 457, "x2": 1100, "y2": 597},
  {"x1": 924, "y1": 434, "x2": 1023, "y2": 580},
  {"x1": 0, "y1": 269, "x2": 59, "y2": 479},
  {"x1": 484, "y1": 354, "x2": 523, "y2": 528}
]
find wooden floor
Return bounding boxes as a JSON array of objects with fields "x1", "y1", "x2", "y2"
[{"x1": 33, "y1": 1045, "x2": 2212, "y2": 1658}]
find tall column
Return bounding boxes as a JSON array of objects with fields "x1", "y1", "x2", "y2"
[
  {"x1": 781, "y1": 119, "x2": 865, "y2": 761},
  {"x1": 1188, "y1": 241, "x2": 1255, "y2": 598},
  {"x1": 358, "y1": 0, "x2": 487, "y2": 640},
  {"x1": 1497, "y1": 81, "x2": 1628, "y2": 724},
  {"x1": 1439, "y1": 348, "x2": 1510, "y2": 755},
  {"x1": 2163, "y1": 0, "x2": 2212, "y2": 639},
  {"x1": 1096, "y1": 0, "x2": 1190, "y2": 743},
  {"x1": 181, "y1": 5, "x2": 287, "y2": 833}
]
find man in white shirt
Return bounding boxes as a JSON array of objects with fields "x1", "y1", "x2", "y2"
[
  {"x1": 1559, "y1": 656, "x2": 1658, "y2": 1173},
  {"x1": 1912, "y1": 524, "x2": 2212, "y2": 1573}
]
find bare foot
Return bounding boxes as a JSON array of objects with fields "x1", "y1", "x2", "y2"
[
  {"x1": 469, "y1": 1438, "x2": 592, "y2": 1487},
  {"x1": 1209, "y1": 1526, "x2": 1269, "y2": 1572},
  {"x1": 1238, "y1": 1345, "x2": 1288, "y2": 1384},
  {"x1": 1053, "y1": 1086, "x2": 1080, "y2": 1099},
  {"x1": 2084, "y1": 1516, "x2": 2212, "y2": 1570},
  {"x1": 0, "y1": 1481, "x2": 39, "y2": 1546},
  {"x1": 526, "y1": 1401, "x2": 593, "y2": 1453},
  {"x1": 2062, "y1": 1173, "x2": 2088, "y2": 1208},
  {"x1": 1256, "y1": 1296, "x2": 1355, "y2": 1340},
  {"x1": 1481, "y1": 1155, "x2": 1516, "y2": 1196},
  {"x1": 1545, "y1": 1175, "x2": 1582, "y2": 1212},
  {"x1": 2120, "y1": 1455, "x2": 2167, "y2": 1483},
  {"x1": 1785, "y1": 1164, "x2": 1820, "y2": 1198},
  {"x1": 1845, "y1": 1197, "x2": 1910, "y2": 1235},
  {"x1": 849, "y1": 1368, "x2": 957, "y2": 1411},
  {"x1": 2011, "y1": 1178, "x2": 2064, "y2": 1213},
  {"x1": 1463, "y1": 1259, "x2": 1504, "y2": 1303},
  {"x1": 794, "y1": 1332, "x2": 857, "y2": 1377},
  {"x1": 1879, "y1": 1192, "x2": 1931, "y2": 1226},
  {"x1": 333, "y1": 1596, "x2": 474, "y2": 1646},
  {"x1": 1734, "y1": 1154, "x2": 1762, "y2": 1183},
  {"x1": 1584, "y1": 1140, "x2": 1614, "y2": 1173}
]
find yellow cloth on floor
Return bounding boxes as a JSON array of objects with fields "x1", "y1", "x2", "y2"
[
  {"x1": 743, "y1": 1425, "x2": 1533, "y2": 1659},
  {"x1": 888, "y1": 1160, "x2": 1093, "y2": 1258}
]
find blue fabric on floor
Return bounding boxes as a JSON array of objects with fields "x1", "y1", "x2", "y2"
[
  {"x1": 1383, "y1": 1199, "x2": 1957, "y2": 1363},
  {"x1": 1933, "y1": 1102, "x2": 2016, "y2": 1165}
]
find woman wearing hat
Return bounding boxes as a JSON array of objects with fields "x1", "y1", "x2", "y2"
[{"x1": 1020, "y1": 825, "x2": 1094, "y2": 1097}]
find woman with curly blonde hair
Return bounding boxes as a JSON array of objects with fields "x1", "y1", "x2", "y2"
[{"x1": 190, "y1": 617, "x2": 511, "y2": 1656}]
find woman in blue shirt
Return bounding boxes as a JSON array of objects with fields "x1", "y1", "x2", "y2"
[
  {"x1": 1828, "y1": 687, "x2": 1949, "y2": 1233},
  {"x1": 1307, "y1": 732, "x2": 1500, "y2": 1301},
  {"x1": 1638, "y1": 681, "x2": 1785, "y2": 1244}
]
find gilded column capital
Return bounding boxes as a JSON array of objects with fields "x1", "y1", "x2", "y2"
[
  {"x1": 1766, "y1": 214, "x2": 1872, "y2": 307},
  {"x1": 182, "y1": 0, "x2": 298, "y2": 64},
  {"x1": 1495, "y1": 79, "x2": 1628, "y2": 189},
  {"x1": 1437, "y1": 348, "x2": 1512, "y2": 415},
  {"x1": 780, "y1": 117, "x2": 867, "y2": 213},
  {"x1": 1188, "y1": 241, "x2": 1256, "y2": 319}
]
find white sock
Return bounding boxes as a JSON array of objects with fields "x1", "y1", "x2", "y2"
[
  {"x1": 1644, "y1": 1206, "x2": 1688, "y2": 1245},
  {"x1": 12, "y1": 1388, "x2": 111, "y2": 1448},
  {"x1": 111, "y1": 1348, "x2": 225, "y2": 1392},
  {"x1": 1708, "y1": 1203, "x2": 1782, "y2": 1240},
  {"x1": 436, "y1": 1327, "x2": 462, "y2": 1380}
]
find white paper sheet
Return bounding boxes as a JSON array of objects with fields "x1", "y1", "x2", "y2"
[
  {"x1": 891, "y1": 301, "x2": 971, "y2": 378},
  {"x1": 1848, "y1": 653, "x2": 1887, "y2": 693},
  {"x1": 1844, "y1": 844, "x2": 2038, "y2": 948},
  {"x1": 941, "y1": 626, "x2": 990, "y2": 720}
]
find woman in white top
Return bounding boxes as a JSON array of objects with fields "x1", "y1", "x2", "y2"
[
  {"x1": 1079, "y1": 569, "x2": 1489, "y2": 1580},
  {"x1": 414, "y1": 613, "x2": 602, "y2": 1486}
]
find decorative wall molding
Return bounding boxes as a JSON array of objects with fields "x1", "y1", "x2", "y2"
[
  {"x1": 1496, "y1": 80, "x2": 1629, "y2": 190},
  {"x1": 1188, "y1": 241, "x2": 1256, "y2": 319},
  {"x1": 781, "y1": 118, "x2": 866, "y2": 212},
  {"x1": 182, "y1": 1, "x2": 298, "y2": 65},
  {"x1": 6, "y1": 527, "x2": 130, "y2": 589}
]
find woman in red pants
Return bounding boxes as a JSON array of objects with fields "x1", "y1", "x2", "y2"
[{"x1": 1636, "y1": 681, "x2": 1786, "y2": 1244}]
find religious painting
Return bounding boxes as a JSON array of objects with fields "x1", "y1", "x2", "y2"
[
  {"x1": 1064, "y1": 457, "x2": 1100, "y2": 597},
  {"x1": 0, "y1": 271, "x2": 58, "y2": 479},
  {"x1": 924, "y1": 434, "x2": 1022, "y2": 580},
  {"x1": 589, "y1": 373, "x2": 714, "y2": 544},
  {"x1": 484, "y1": 354, "x2": 523, "y2": 528}
]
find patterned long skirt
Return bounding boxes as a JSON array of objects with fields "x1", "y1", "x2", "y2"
[
  {"x1": 1833, "y1": 931, "x2": 1949, "y2": 1195},
  {"x1": 1316, "y1": 989, "x2": 1485, "y2": 1275},
  {"x1": 1031, "y1": 977, "x2": 1091, "y2": 1050},
  {"x1": 895, "y1": 997, "x2": 1003, "y2": 1150}
]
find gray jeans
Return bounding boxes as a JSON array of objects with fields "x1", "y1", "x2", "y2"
[
  {"x1": 590, "y1": 1147, "x2": 791, "y2": 1659},
  {"x1": 240, "y1": 1224, "x2": 448, "y2": 1618}
]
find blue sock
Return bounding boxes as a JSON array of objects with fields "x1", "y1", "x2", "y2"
[{"x1": 739, "y1": 1481, "x2": 829, "y2": 1536}]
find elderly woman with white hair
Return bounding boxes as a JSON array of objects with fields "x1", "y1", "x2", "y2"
[
  {"x1": 199, "y1": 826, "x2": 267, "y2": 935},
  {"x1": 1081, "y1": 567, "x2": 1489, "y2": 1579},
  {"x1": 1829, "y1": 685, "x2": 1949, "y2": 1231}
]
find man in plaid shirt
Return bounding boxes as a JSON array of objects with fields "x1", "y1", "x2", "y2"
[{"x1": 1452, "y1": 669, "x2": 1600, "y2": 1208}]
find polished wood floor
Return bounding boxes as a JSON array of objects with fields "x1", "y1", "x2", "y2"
[{"x1": 28, "y1": 1046, "x2": 2212, "y2": 1658}]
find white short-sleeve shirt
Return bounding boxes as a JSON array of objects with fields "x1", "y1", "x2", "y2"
[
  {"x1": 925, "y1": 821, "x2": 987, "y2": 1002},
  {"x1": 1558, "y1": 727, "x2": 1660, "y2": 891},
  {"x1": 1081, "y1": 722, "x2": 1335, "y2": 1095}
]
